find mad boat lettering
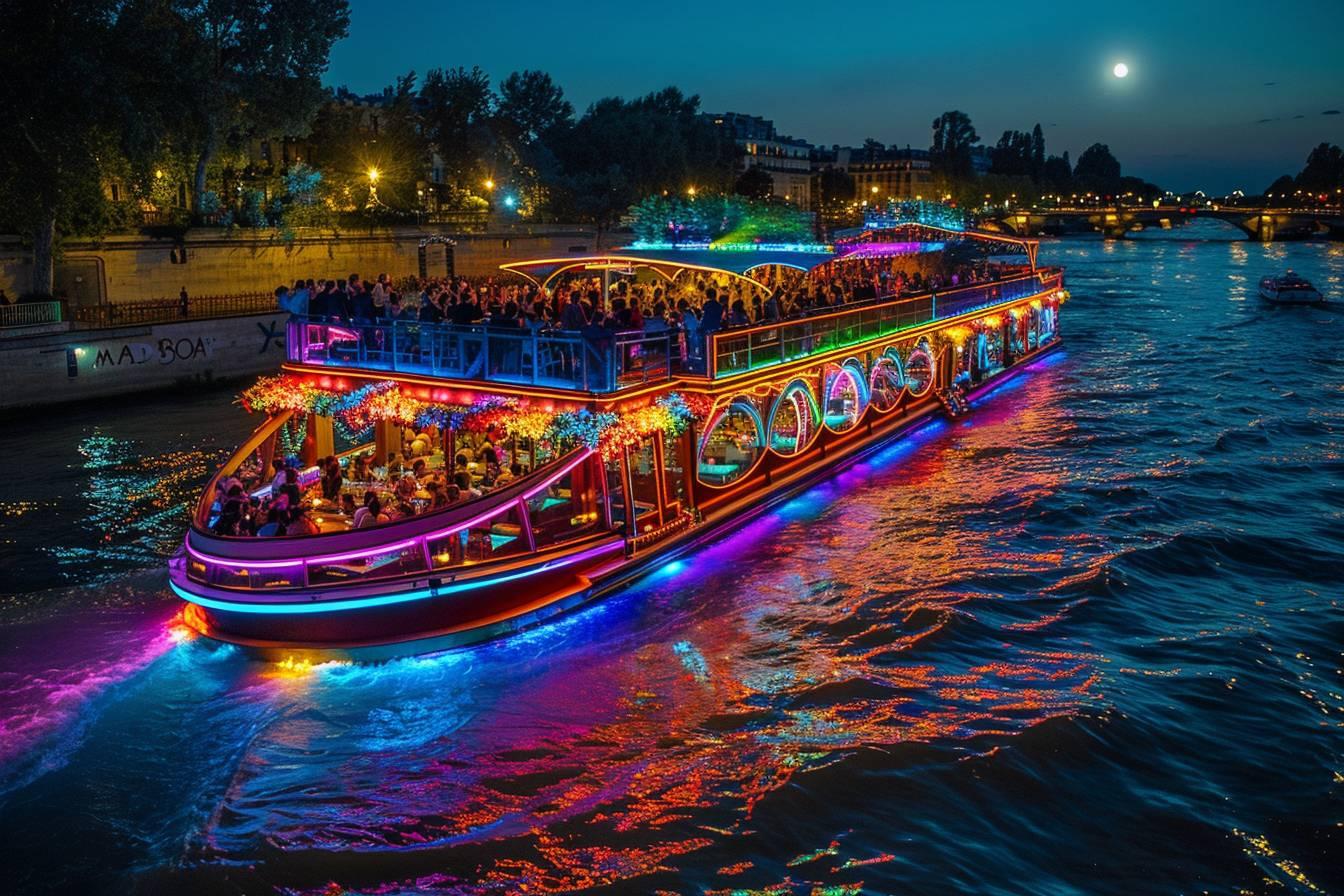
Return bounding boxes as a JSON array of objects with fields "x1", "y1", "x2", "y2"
[{"x1": 93, "y1": 336, "x2": 215, "y2": 368}]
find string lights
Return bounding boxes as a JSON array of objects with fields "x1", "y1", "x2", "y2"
[{"x1": 239, "y1": 376, "x2": 707, "y2": 459}]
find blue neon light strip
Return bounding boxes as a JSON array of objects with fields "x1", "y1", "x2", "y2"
[{"x1": 171, "y1": 542, "x2": 619, "y2": 615}]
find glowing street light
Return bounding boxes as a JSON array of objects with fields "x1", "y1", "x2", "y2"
[
  {"x1": 484, "y1": 178, "x2": 495, "y2": 191},
  {"x1": 687, "y1": 185, "x2": 698, "y2": 197},
  {"x1": 367, "y1": 167, "x2": 380, "y2": 184}
]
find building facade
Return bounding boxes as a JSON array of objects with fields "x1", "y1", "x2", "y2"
[{"x1": 705, "y1": 112, "x2": 815, "y2": 208}]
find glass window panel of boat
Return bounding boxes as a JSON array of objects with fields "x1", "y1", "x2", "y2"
[
  {"x1": 605, "y1": 457, "x2": 628, "y2": 534},
  {"x1": 768, "y1": 381, "x2": 819, "y2": 455},
  {"x1": 527, "y1": 459, "x2": 603, "y2": 547},
  {"x1": 428, "y1": 502, "x2": 529, "y2": 569},
  {"x1": 306, "y1": 542, "x2": 428, "y2": 586},
  {"x1": 905, "y1": 346, "x2": 934, "y2": 397},
  {"x1": 822, "y1": 362, "x2": 869, "y2": 432},
  {"x1": 1011, "y1": 311, "x2": 1028, "y2": 354},
  {"x1": 629, "y1": 436, "x2": 661, "y2": 521},
  {"x1": 869, "y1": 352, "x2": 905, "y2": 412},
  {"x1": 661, "y1": 430, "x2": 688, "y2": 511},
  {"x1": 1027, "y1": 306, "x2": 1040, "y2": 349},
  {"x1": 697, "y1": 400, "x2": 765, "y2": 486}
]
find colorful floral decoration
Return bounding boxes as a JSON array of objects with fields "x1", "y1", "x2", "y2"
[{"x1": 239, "y1": 376, "x2": 709, "y2": 459}]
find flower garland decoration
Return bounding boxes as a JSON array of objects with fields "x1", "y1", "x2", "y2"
[{"x1": 238, "y1": 376, "x2": 710, "y2": 458}]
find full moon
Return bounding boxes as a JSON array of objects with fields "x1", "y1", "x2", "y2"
[{"x1": 1113, "y1": 62, "x2": 1129, "y2": 78}]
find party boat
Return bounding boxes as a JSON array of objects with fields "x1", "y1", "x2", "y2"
[{"x1": 171, "y1": 212, "x2": 1065, "y2": 658}]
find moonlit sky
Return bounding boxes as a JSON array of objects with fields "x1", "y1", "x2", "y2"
[{"x1": 328, "y1": 0, "x2": 1344, "y2": 194}]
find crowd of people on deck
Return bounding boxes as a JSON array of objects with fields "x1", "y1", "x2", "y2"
[
  {"x1": 272, "y1": 260, "x2": 1009, "y2": 352},
  {"x1": 210, "y1": 434, "x2": 527, "y2": 538}
]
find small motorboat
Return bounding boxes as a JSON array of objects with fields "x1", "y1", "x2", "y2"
[{"x1": 1259, "y1": 271, "x2": 1323, "y2": 305}]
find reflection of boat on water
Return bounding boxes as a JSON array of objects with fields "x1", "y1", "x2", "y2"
[
  {"x1": 1259, "y1": 271, "x2": 1323, "y2": 305},
  {"x1": 170, "y1": 216, "x2": 1067, "y2": 658}
]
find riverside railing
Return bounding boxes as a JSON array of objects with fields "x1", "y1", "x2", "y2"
[
  {"x1": 72, "y1": 292, "x2": 275, "y2": 328},
  {"x1": 287, "y1": 315, "x2": 676, "y2": 393},
  {"x1": 0, "y1": 301, "x2": 62, "y2": 329},
  {"x1": 710, "y1": 270, "x2": 1062, "y2": 377}
]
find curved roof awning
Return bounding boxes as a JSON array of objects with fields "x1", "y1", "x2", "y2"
[
  {"x1": 499, "y1": 248, "x2": 837, "y2": 290},
  {"x1": 832, "y1": 222, "x2": 1039, "y2": 270}
]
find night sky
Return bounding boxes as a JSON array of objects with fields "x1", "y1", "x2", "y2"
[{"x1": 327, "y1": 0, "x2": 1344, "y2": 194}]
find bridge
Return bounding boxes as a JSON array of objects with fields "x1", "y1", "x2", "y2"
[{"x1": 982, "y1": 206, "x2": 1344, "y2": 241}]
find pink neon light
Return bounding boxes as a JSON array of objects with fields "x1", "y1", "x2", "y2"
[
  {"x1": 191, "y1": 451, "x2": 596, "y2": 572},
  {"x1": 521, "y1": 451, "x2": 591, "y2": 500}
]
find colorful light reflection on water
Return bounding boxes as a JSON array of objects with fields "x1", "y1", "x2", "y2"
[{"x1": 2, "y1": 228, "x2": 1343, "y2": 894}]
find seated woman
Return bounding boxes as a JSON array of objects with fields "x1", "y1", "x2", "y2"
[
  {"x1": 454, "y1": 471, "x2": 482, "y2": 500},
  {"x1": 354, "y1": 496, "x2": 388, "y2": 529}
]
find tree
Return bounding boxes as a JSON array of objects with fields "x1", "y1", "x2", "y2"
[
  {"x1": 548, "y1": 87, "x2": 734, "y2": 239},
  {"x1": 1031, "y1": 124, "x2": 1046, "y2": 179},
  {"x1": 420, "y1": 66, "x2": 496, "y2": 192},
  {"x1": 1073, "y1": 143, "x2": 1122, "y2": 194},
  {"x1": 497, "y1": 71, "x2": 574, "y2": 145},
  {"x1": 816, "y1": 167, "x2": 856, "y2": 205},
  {"x1": 1043, "y1": 153, "x2": 1072, "y2": 193},
  {"x1": 930, "y1": 111, "x2": 979, "y2": 181},
  {"x1": 0, "y1": 0, "x2": 183, "y2": 296},
  {"x1": 307, "y1": 74, "x2": 431, "y2": 219},
  {"x1": 733, "y1": 166, "x2": 775, "y2": 200},
  {"x1": 1263, "y1": 173, "x2": 1296, "y2": 199},
  {"x1": 176, "y1": 0, "x2": 351, "y2": 220},
  {"x1": 1296, "y1": 143, "x2": 1344, "y2": 194}
]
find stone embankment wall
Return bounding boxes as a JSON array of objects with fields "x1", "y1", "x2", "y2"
[
  {"x1": 0, "y1": 312, "x2": 292, "y2": 411},
  {"x1": 0, "y1": 225, "x2": 598, "y2": 307}
]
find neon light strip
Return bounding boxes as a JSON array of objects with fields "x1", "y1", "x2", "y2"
[
  {"x1": 171, "y1": 541, "x2": 621, "y2": 615},
  {"x1": 189, "y1": 452, "x2": 595, "y2": 575}
]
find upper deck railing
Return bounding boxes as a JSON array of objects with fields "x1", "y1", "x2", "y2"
[
  {"x1": 285, "y1": 268, "x2": 1062, "y2": 392},
  {"x1": 710, "y1": 269, "x2": 1062, "y2": 377},
  {"x1": 287, "y1": 316, "x2": 676, "y2": 393}
]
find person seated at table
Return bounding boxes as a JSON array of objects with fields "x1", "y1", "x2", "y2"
[
  {"x1": 351, "y1": 489, "x2": 378, "y2": 527},
  {"x1": 256, "y1": 498, "x2": 289, "y2": 536},
  {"x1": 495, "y1": 461, "x2": 524, "y2": 488},
  {"x1": 321, "y1": 457, "x2": 343, "y2": 500},
  {"x1": 411, "y1": 458, "x2": 429, "y2": 481},
  {"x1": 287, "y1": 504, "x2": 321, "y2": 536},
  {"x1": 213, "y1": 484, "x2": 247, "y2": 536},
  {"x1": 445, "y1": 483, "x2": 467, "y2": 504},
  {"x1": 387, "y1": 500, "x2": 416, "y2": 521},
  {"x1": 479, "y1": 445, "x2": 499, "y2": 468},
  {"x1": 395, "y1": 472, "x2": 418, "y2": 503},
  {"x1": 481, "y1": 460, "x2": 502, "y2": 488},
  {"x1": 354, "y1": 495, "x2": 388, "y2": 529},
  {"x1": 279, "y1": 467, "x2": 302, "y2": 509},
  {"x1": 267, "y1": 458, "x2": 287, "y2": 498},
  {"x1": 454, "y1": 470, "x2": 482, "y2": 500},
  {"x1": 427, "y1": 480, "x2": 449, "y2": 510},
  {"x1": 340, "y1": 492, "x2": 357, "y2": 517},
  {"x1": 351, "y1": 452, "x2": 375, "y2": 482}
]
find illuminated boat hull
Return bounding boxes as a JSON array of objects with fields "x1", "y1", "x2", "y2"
[{"x1": 172, "y1": 253, "x2": 1066, "y2": 658}]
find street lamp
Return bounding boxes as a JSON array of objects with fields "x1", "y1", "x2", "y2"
[
  {"x1": 484, "y1": 178, "x2": 495, "y2": 191},
  {"x1": 687, "y1": 186, "x2": 697, "y2": 197}
]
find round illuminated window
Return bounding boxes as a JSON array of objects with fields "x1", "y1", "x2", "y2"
[
  {"x1": 697, "y1": 399, "x2": 765, "y2": 486},
  {"x1": 822, "y1": 362, "x2": 869, "y2": 432},
  {"x1": 905, "y1": 345, "x2": 934, "y2": 398},
  {"x1": 869, "y1": 350, "x2": 905, "y2": 412},
  {"x1": 768, "y1": 380, "x2": 820, "y2": 456}
]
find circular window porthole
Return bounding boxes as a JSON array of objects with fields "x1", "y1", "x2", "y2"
[
  {"x1": 697, "y1": 399, "x2": 765, "y2": 487},
  {"x1": 822, "y1": 361, "x2": 870, "y2": 432},
  {"x1": 767, "y1": 380, "x2": 821, "y2": 456},
  {"x1": 905, "y1": 345, "x2": 934, "y2": 398},
  {"x1": 869, "y1": 350, "x2": 905, "y2": 412}
]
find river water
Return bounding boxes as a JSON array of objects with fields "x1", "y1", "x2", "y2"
[{"x1": 2, "y1": 226, "x2": 1342, "y2": 895}]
